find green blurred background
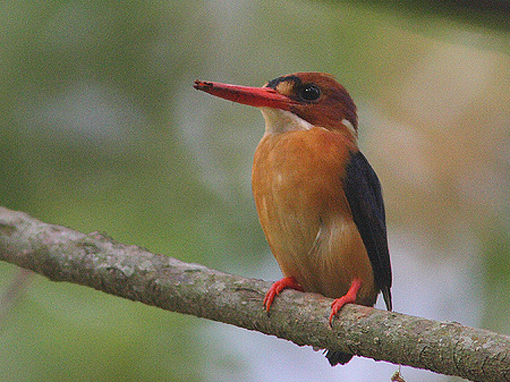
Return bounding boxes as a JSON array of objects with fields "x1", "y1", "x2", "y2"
[{"x1": 1, "y1": 1, "x2": 509, "y2": 381}]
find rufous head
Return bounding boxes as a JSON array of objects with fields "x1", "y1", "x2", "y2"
[{"x1": 194, "y1": 72, "x2": 357, "y2": 136}]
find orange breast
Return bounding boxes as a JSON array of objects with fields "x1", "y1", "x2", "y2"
[{"x1": 252, "y1": 127, "x2": 376, "y2": 306}]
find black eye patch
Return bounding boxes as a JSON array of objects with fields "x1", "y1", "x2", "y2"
[{"x1": 265, "y1": 75, "x2": 301, "y2": 89}]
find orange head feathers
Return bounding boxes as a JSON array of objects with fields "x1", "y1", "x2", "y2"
[{"x1": 194, "y1": 72, "x2": 357, "y2": 135}]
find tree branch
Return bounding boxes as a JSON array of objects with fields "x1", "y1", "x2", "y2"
[{"x1": 0, "y1": 206, "x2": 508, "y2": 381}]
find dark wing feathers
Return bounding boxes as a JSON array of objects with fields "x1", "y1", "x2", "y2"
[{"x1": 344, "y1": 151, "x2": 392, "y2": 311}]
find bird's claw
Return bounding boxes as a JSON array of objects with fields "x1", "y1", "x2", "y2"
[
  {"x1": 263, "y1": 276, "x2": 303, "y2": 312},
  {"x1": 329, "y1": 278, "x2": 363, "y2": 326}
]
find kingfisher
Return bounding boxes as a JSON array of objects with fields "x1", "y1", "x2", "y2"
[{"x1": 194, "y1": 72, "x2": 392, "y2": 366}]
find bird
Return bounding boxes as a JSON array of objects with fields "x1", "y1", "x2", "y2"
[{"x1": 193, "y1": 72, "x2": 392, "y2": 366}]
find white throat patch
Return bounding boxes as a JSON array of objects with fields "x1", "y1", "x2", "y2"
[
  {"x1": 260, "y1": 107, "x2": 314, "y2": 134},
  {"x1": 341, "y1": 118, "x2": 357, "y2": 138}
]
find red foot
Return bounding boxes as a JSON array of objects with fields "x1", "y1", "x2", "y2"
[
  {"x1": 329, "y1": 278, "x2": 363, "y2": 326},
  {"x1": 263, "y1": 276, "x2": 304, "y2": 312}
]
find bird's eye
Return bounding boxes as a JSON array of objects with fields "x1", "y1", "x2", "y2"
[{"x1": 298, "y1": 84, "x2": 321, "y2": 101}]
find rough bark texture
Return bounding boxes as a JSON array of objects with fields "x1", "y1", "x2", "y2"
[{"x1": 0, "y1": 206, "x2": 509, "y2": 381}]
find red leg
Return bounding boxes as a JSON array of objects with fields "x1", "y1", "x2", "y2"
[
  {"x1": 329, "y1": 278, "x2": 362, "y2": 326},
  {"x1": 263, "y1": 276, "x2": 304, "y2": 312}
]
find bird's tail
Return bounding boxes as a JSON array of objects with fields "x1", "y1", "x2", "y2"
[{"x1": 325, "y1": 350, "x2": 353, "y2": 366}]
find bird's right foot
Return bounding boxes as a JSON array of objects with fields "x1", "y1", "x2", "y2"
[{"x1": 263, "y1": 276, "x2": 304, "y2": 312}]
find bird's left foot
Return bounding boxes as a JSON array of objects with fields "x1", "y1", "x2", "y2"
[{"x1": 329, "y1": 278, "x2": 362, "y2": 326}]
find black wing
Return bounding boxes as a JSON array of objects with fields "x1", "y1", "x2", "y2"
[{"x1": 344, "y1": 151, "x2": 392, "y2": 311}]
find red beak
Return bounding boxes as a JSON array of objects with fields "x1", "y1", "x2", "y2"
[{"x1": 194, "y1": 80, "x2": 296, "y2": 110}]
